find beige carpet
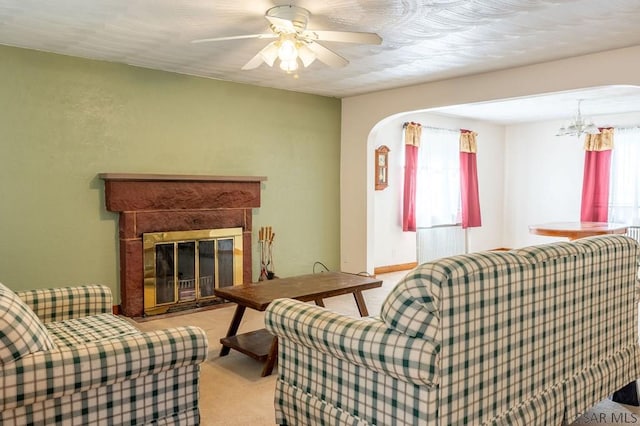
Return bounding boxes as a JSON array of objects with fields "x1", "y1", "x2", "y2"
[{"x1": 130, "y1": 271, "x2": 640, "y2": 426}]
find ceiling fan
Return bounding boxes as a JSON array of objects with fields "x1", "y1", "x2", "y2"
[{"x1": 192, "y1": 5, "x2": 382, "y2": 73}]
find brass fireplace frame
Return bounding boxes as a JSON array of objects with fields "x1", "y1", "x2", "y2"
[{"x1": 143, "y1": 227, "x2": 243, "y2": 315}]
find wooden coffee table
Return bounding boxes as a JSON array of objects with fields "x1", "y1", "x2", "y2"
[{"x1": 214, "y1": 271, "x2": 383, "y2": 376}]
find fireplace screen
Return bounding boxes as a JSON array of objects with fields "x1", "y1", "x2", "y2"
[{"x1": 143, "y1": 228, "x2": 243, "y2": 315}]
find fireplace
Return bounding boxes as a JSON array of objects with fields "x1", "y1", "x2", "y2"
[
  {"x1": 143, "y1": 227, "x2": 243, "y2": 315},
  {"x1": 100, "y1": 173, "x2": 266, "y2": 317}
]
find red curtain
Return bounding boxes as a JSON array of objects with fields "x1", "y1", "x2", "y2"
[
  {"x1": 460, "y1": 130, "x2": 482, "y2": 228},
  {"x1": 403, "y1": 123, "x2": 421, "y2": 232},
  {"x1": 403, "y1": 144, "x2": 418, "y2": 231},
  {"x1": 580, "y1": 150, "x2": 612, "y2": 222},
  {"x1": 580, "y1": 128, "x2": 614, "y2": 222}
]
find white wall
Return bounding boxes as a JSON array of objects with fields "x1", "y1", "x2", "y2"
[
  {"x1": 370, "y1": 117, "x2": 416, "y2": 267},
  {"x1": 503, "y1": 119, "x2": 583, "y2": 248},
  {"x1": 342, "y1": 45, "x2": 640, "y2": 275},
  {"x1": 371, "y1": 112, "x2": 505, "y2": 268}
]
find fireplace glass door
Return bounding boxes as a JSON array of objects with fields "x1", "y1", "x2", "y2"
[{"x1": 143, "y1": 228, "x2": 243, "y2": 315}]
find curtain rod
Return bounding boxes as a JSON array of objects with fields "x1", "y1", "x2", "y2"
[
  {"x1": 402, "y1": 122, "x2": 460, "y2": 133},
  {"x1": 424, "y1": 125, "x2": 461, "y2": 133},
  {"x1": 615, "y1": 125, "x2": 640, "y2": 131}
]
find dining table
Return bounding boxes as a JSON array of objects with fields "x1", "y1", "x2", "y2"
[{"x1": 528, "y1": 221, "x2": 628, "y2": 240}]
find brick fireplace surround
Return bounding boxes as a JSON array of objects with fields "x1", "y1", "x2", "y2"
[{"x1": 100, "y1": 173, "x2": 266, "y2": 317}]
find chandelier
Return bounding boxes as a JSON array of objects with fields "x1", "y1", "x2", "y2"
[{"x1": 556, "y1": 100, "x2": 600, "y2": 137}]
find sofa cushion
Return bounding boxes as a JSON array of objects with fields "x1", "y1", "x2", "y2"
[
  {"x1": 45, "y1": 313, "x2": 140, "y2": 348},
  {"x1": 380, "y1": 264, "x2": 442, "y2": 339},
  {"x1": 0, "y1": 282, "x2": 56, "y2": 364}
]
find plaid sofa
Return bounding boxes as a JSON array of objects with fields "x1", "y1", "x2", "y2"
[
  {"x1": 0, "y1": 283, "x2": 208, "y2": 425},
  {"x1": 265, "y1": 235, "x2": 640, "y2": 425}
]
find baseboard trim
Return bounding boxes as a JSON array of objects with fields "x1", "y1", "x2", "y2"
[{"x1": 374, "y1": 262, "x2": 418, "y2": 275}]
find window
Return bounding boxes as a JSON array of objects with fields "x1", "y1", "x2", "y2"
[
  {"x1": 609, "y1": 128, "x2": 640, "y2": 225},
  {"x1": 415, "y1": 128, "x2": 461, "y2": 228}
]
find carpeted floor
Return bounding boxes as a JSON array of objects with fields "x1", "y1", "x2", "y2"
[{"x1": 129, "y1": 271, "x2": 640, "y2": 426}]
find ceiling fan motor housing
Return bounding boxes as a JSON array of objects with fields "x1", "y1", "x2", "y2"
[{"x1": 266, "y1": 5, "x2": 310, "y2": 31}]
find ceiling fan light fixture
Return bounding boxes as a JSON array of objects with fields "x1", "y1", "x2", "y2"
[
  {"x1": 279, "y1": 58, "x2": 299, "y2": 73},
  {"x1": 277, "y1": 37, "x2": 298, "y2": 62}
]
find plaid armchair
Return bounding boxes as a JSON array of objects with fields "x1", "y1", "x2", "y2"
[
  {"x1": 265, "y1": 235, "x2": 640, "y2": 425},
  {"x1": 0, "y1": 283, "x2": 208, "y2": 425}
]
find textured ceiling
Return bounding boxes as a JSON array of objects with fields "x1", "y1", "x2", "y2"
[{"x1": 2, "y1": 0, "x2": 640, "y2": 120}]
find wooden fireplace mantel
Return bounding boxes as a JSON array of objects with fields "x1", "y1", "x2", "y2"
[
  {"x1": 99, "y1": 173, "x2": 267, "y2": 212},
  {"x1": 99, "y1": 173, "x2": 266, "y2": 317},
  {"x1": 99, "y1": 173, "x2": 267, "y2": 183}
]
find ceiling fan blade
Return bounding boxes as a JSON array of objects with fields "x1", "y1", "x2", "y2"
[
  {"x1": 192, "y1": 33, "x2": 276, "y2": 44},
  {"x1": 302, "y1": 30, "x2": 382, "y2": 45},
  {"x1": 265, "y1": 15, "x2": 296, "y2": 32},
  {"x1": 297, "y1": 44, "x2": 317, "y2": 67},
  {"x1": 258, "y1": 42, "x2": 279, "y2": 67},
  {"x1": 241, "y1": 52, "x2": 265, "y2": 70},
  {"x1": 241, "y1": 41, "x2": 279, "y2": 70},
  {"x1": 306, "y1": 42, "x2": 348, "y2": 68}
]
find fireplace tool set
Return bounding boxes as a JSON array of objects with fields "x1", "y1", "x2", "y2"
[{"x1": 259, "y1": 226, "x2": 275, "y2": 280}]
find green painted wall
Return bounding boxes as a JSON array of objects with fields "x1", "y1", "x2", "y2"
[{"x1": 0, "y1": 45, "x2": 341, "y2": 300}]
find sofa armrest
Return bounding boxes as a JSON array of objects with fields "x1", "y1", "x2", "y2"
[
  {"x1": 265, "y1": 298, "x2": 439, "y2": 386},
  {"x1": 16, "y1": 285, "x2": 113, "y2": 323},
  {"x1": 0, "y1": 326, "x2": 208, "y2": 412}
]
